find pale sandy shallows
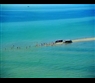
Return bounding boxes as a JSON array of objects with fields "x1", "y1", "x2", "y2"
[{"x1": 72, "y1": 37, "x2": 95, "y2": 42}]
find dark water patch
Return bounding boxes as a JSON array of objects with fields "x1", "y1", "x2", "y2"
[{"x1": 0, "y1": 9, "x2": 95, "y2": 22}]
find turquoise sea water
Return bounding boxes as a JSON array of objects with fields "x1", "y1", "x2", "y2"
[{"x1": 0, "y1": 4, "x2": 95, "y2": 78}]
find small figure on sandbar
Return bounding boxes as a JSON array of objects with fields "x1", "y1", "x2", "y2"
[
  {"x1": 11, "y1": 45, "x2": 15, "y2": 49},
  {"x1": 26, "y1": 46, "x2": 27, "y2": 49},
  {"x1": 35, "y1": 44, "x2": 39, "y2": 47},
  {"x1": 17, "y1": 47, "x2": 19, "y2": 49}
]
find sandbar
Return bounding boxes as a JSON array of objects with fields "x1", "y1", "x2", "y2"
[{"x1": 72, "y1": 37, "x2": 95, "y2": 43}]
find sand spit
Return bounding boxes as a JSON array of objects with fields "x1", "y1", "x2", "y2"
[{"x1": 72, "y1": 37, "x2": 95, "y2": 43}]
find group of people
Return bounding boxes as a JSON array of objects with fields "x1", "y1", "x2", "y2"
[
  {"x1": 35, "y1": 42, "x2": 55, "y2": 47},
  {"x1": 4, "y1": 45, "x2": 31, "y2": 50},
  {"x1": 4, "y1": 42, "x2": 57, "y2": 50}
]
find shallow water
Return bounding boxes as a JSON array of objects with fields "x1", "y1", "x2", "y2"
[{"x1": 0, "y1": 4, "x2": 95, "y2": 78}]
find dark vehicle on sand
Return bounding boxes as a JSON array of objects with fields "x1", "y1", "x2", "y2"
[
  {"x1": 64, "y1": 40, "x2": 72, "y2": 43},
  {"x1": 55, "y1": 40, "x2": 63, "y2": 43}
]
